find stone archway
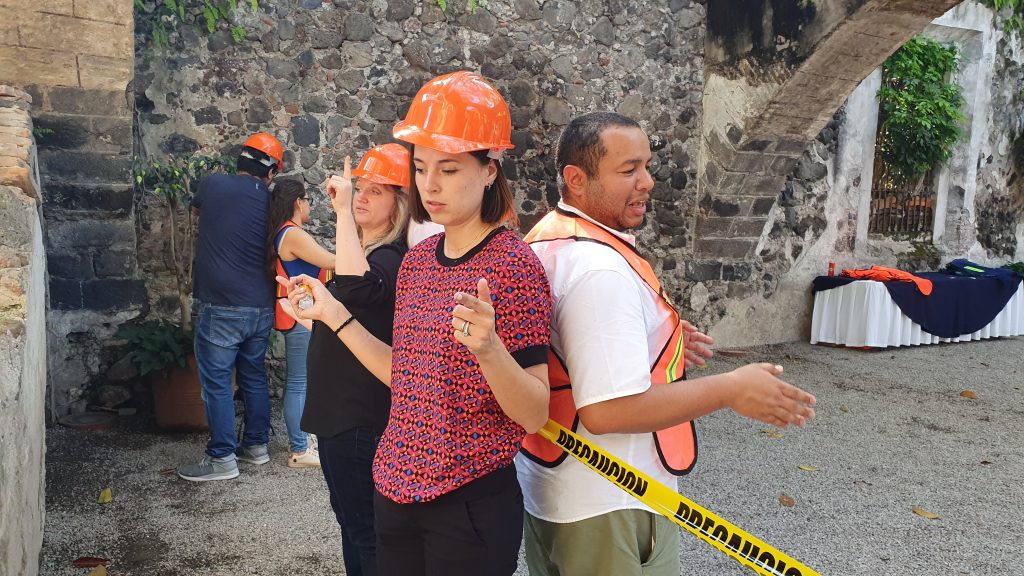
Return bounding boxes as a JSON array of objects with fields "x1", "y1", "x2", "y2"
[{"x1": 699, "y1": 0, "x2": 963, "y2": 260}]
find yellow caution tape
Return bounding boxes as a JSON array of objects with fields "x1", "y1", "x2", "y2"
[{"x1": 536, "y1": 420, "x2": 820, "y2": 576}]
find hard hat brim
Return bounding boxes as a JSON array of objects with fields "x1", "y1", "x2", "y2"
[
  {"x1": 353, "y1": 170, "x2": 406, "y2": 189},
  {"x1": 393, "y1": 121, "x2": 514, "y2": 155}
]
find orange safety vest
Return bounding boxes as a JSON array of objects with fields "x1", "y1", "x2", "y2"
[
  {"x1": 520, "y1": 209, "x2": 697, "y2": 475},
  {"x1": 274, "y1": 221, "x2": 333, "y2": 331}
]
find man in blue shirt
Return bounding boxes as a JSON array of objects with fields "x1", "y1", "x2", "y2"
[{"x1": 178, "y1": 133, "x2": 283, "y2": 481}]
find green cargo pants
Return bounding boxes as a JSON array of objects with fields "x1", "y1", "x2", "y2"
[{"x1": 525, "y1": 508, "x2": 680, "y2": 576}]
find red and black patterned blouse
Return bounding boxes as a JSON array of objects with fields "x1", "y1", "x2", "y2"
[{"x1": 373, "y1": 228, "x2": 552, "y2": 504}]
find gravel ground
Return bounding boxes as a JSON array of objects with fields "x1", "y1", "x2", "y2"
[{"x1": 40, "y1": 338, "x2": 1024, "y2": 575}]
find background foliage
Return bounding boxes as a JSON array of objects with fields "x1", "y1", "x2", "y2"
[
  {"x1": 115, "y1": 319, "x2": 193, "y2": 376},
  {"x1": 876, "y1": 36, "x2": 966, "y2": 186},
  {"x1": 133, "y1": 154, "x2": 235, "y2": 332},
  {"x1": 982, "y1": 0, "x2": 1024, "y2": 35},
  {"x1": 134, "y1": 0, "x2": 259, "y2": 47}
]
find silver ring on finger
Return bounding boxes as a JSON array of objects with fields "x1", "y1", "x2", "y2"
[{"x1": 461, "y1": 320, "x2": 471, "y2": 337}]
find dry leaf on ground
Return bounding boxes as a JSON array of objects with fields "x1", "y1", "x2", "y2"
[
  {"x1": 716, "y1": 349, "x2": 750, "y2": 358},
  {"x1": 779, "y1": 494, "x2": 796, "y2": 507},
  {"x1": 980, "y1": 460, "x2": 992, "y2": 465},
  {"x1": 158, "y1": 469, "x2": 176, "y2": 477},
  {"x1": 912, "y1": 506, "x2": 939, "y2": 520},
  {"x1": 72, "y1": 557, "x2": 108, "y2": 568},
  {"x1": 960, "y1": 390, "x2": 977, "y2": 399},
  {"x1": 798, "y1": 465, "x2": 818, "y2": 472},
  {"x1": 761, "y1": 429, "x2": 784, "y2": 439},
  {"x1": 88, "y1": 566, "x2": 108, "y2": 576},
  {"x1": 839, "y1": 405, "x2": 849, "y2": 413},
  {"x1": 97, "y1": 488, "x2": 112, "y2": 504}
]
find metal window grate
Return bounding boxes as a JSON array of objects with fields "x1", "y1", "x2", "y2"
[{"x1": 868, "y1": 153, "x2": 936, "y2": 237}]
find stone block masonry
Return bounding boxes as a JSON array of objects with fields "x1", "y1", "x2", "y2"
[
  {"x1": 132, "y1": 0, "x2": 707, "y2": 384},
  {"x1": 0, "y1": 1, "x2": 133, "y2": 91},
  {"x1": 0, "y1": 86, "x2": 47, "y2": 576},
  {"x1": 0, "y1": 2, "x2": 138, "y2": 417},
  {"x1": 0, "y1": 93, "x2": 39, "y2": 201}
]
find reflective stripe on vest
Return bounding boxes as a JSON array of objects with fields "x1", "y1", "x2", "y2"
[
  {"x1": 274, "y1": 222, "x2": 333, "y2": 331},
  {"x1": 520, "y1": 208, "x2": 697, "y2": 476}
]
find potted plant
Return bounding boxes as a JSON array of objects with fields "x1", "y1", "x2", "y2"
[
  {"x1": 115, "y1": 319, "x2": 207, "y2": 429},
  {"x1": 125, "y1": 153, "x2": 235, "y2": 430},
  {"x1": 116, "y1": 319, "x2": 193, "y2": 376}
]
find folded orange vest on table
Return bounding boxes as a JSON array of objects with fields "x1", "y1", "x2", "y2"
[{"x1": 841, "y1": 266, "x2": 933, "y2": 295}]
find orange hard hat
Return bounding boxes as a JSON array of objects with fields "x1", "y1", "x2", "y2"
[
  {"x1": 243, "y1": 132, "x2": 284, "y2": 171},
  {"x1": 353, "y1": 143, "x2": 410, "y2": 189},
  {"x1": 393, "y1": 71, "x2": 514, "y2": 156}
]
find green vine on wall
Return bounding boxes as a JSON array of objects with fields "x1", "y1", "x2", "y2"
[
  {"x1": 981, "y1": 0, "x2": 1024, "y2": 35},
  {"x1": 134, "y1": 0, "x2": 259, "y2": 48},
  {"x1": 133, "y1": 154, "x2": 235, "y2": 333},
  {"x1": 433, "y1": 0, "x2": 484, "y2": 13},
  {"x1": 876, "y1": 36, "x2": 966, "y2": 187}
]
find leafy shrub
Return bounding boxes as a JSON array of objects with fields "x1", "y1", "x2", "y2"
[{"x1": 116, "y1": 320, "x2": 194, "y2": 377}]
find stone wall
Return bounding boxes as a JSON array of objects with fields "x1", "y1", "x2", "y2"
[
  {"x1": 6, "y1": 0, "x2": 1018, "y2": 422},
  {"x1": 132, "y1": 0, "x2": 1024, "y2": 356},
  {"x1": 0, "y1": 86, "x2": 47, "y2": 576},
  {"x1": 974, "y1": 20, "x2": 1024, "y2": 261},
  {"x1": 132, "y1": 0, "x2": 706, "y2": 378},
  {"x1": 0, "y1": 0, "x2": 139, "y2": 415}
]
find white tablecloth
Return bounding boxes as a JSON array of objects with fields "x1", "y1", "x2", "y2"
[{"x1": 810, "y1": 279, "x2": 1024, "y2": 348}]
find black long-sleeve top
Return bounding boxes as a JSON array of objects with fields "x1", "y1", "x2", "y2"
[{"x1": 300, "y1": 242, "x2": 406, "y2": 438}]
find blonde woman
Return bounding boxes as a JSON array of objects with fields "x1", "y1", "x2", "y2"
[{"x1": 290, "y1": 144, "x2": 410, "y2": 576}]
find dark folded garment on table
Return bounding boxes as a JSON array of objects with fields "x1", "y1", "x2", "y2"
[{"x1": 942, "y1": 258, "x2": 1020, "y2": 287}]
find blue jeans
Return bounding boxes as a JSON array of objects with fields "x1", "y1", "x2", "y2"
[
  {"x1": 193, "y1": 302, "x2": 274, "y2": 459},
  {"x1": 319, "y1": 428, "x2": 381, "y2": 576},
  {"x1": 283, "y1": 323, "x2": 310, "y2": 453}
]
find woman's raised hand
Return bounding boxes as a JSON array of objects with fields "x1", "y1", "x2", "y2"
[{"x1": 324, "y1": 156, "x2": 353, "y2": 213}]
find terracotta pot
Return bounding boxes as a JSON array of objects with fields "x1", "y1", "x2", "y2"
[{"x1": 151, "y1": 355, "x2": 209, "y2": 431}]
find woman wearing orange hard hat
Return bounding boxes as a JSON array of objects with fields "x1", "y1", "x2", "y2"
[
  {"x1": 279, "y1": 71, "x2": 551, "y2": 576},
  {"x1": 271, "y1": 143, "x2": 411, "y2": 576}
]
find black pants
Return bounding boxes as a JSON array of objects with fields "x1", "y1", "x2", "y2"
[
  {"x1": 319, "y1": 428, "x2": 380, "y2": 576},
  {"x1": 374, "y1": 464, "x2": 523, "y2": 576}
]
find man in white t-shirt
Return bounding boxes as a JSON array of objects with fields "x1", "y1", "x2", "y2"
[{"x1": 517, "y1": 112, "x2": 818, "y2": 575}]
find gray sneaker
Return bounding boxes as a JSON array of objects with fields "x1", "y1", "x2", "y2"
[
  {"x1": 235, "y1": 443, "x2": 270, "y2": 465},
  {"x1": 177, "y1": 455, "x2": 239, "y2": 482}
]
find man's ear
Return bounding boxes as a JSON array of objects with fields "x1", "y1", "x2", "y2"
[{"x1": 562, "y1": 164, "x2": 587, "y2": 199}]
